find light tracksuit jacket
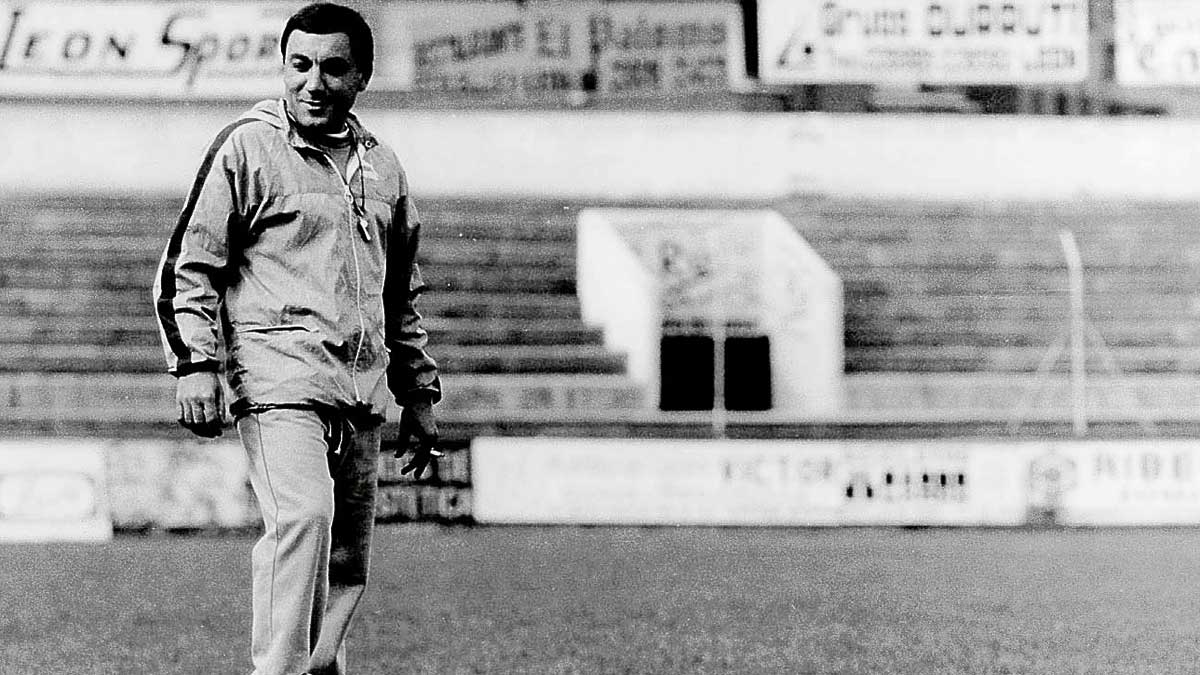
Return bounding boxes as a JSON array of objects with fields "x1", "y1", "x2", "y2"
[{"x1": 153, "y1": 99, "x2": 441, "y2": 418}]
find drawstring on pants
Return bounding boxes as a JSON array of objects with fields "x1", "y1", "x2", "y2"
[
  {"x1": 231, "y1": 400, "x2": 377, "y2": 473},
  {"x1": 322, "y1": 411, "x2": 356, "y2": 459}
]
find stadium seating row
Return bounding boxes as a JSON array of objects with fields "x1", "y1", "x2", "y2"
[{"x1": 2, "y1": 194, "x2": 1199, "y2": 434}]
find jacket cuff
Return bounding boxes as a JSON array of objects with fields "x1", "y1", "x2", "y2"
[{"x1": 171, "y1": 360, "x2": 220, "y2": 378}]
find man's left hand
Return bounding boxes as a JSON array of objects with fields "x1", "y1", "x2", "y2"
[{"x1": 396, "y1": 400, "x2": 440, "y2": 477}]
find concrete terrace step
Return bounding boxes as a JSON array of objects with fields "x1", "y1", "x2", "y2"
[
  {"x1": 422, "y1": 292, "x2": 584, "y2": 320},
  {"x1": 0, "y1": 288, "x2": 586, "y2": 321},
  {"x1": 11, "y1": 193, "x2": 1200, "y2": 235},
  {"x1": 25, "y1": 314, "x2": 1199, "y2": 354},
  {"x1": 0, "y1": 343, "x2": 625, "y2": 375},
  {"x1": 13, "y1": 289, "x2": 1190, "y2": 333},
  {"x1": 799, "y1": 217, "x2": 1200, "y2": 246},
  {"x1": 429, "y1": 373, "x2": 643, "y2": 414},
  {"x1": 418, "y1": 239, "x2": 575, "y2": 267},
  {"x1": 0, "y1": 235, "x2": 164, "y2": 259},
  {"x1": 422, "y1": 265, "x2": 575, "y2": 294},
  {"x1": 841, "y1": 373, "x2": 1200, "y2": 421},
  {"x1": 17, "y1": 238, "x2": 1196, "y2": 272},
  {"x1": 427, "y1": 319, "x2": 604, "y2": 346},
  {"x1": 0, "y1": 199, "x2": 178, "y2": 234},
  {"x1": 10, "y1": 197, "x2": 1196, "y2": 265},
  {"x1": 845, "y1": 345, "x2": 1200, "y2": 374},
  {"x1": 846, "y1": 319, "x2": 1200, "y2": 349},
  {"x1": 0, "y1": 344, "x2": 169, "y2": 372},
  {"x1": 845, "y1": 293, "x2": 1200, "y2": 322},
  {"x1": 422, "y1": 208, "x2": 577, "y2": 241},
  {"x1": 0, "y1": 317, "x2": 606, "y2": 348},
  {"x1": 420, "y1": 198, "x2": 577, "y2": 223},
  {"x1": 435, "y1": 345, "x2": 625, "y2": 375},
  {"x1": 0, "y1": 264, "x2": 159, "y2": 290},
  {"x1": 1, "y1": 195, "x2": 579, "y2": 239},
  {"x1": 778, "y1": 197, "x2": 1200, "y2": 222},
  {"x1": 821, "y1": 244, "x2": 1200, "y2": 269},
  {"x1": 0, "y1": 208, "x2": 579, "y2": 256},
  {"x1": 840, "y1": 269, "x2": 1200, "y2": 296},
  {"x1": 0, "y1": 261, "x2": 578, "y2": 294},
  {"x1": 423, "y1": 216, "x2": 576, "y2": 242},
  {"x1": 0, "y1": 372, "x2": 645, "y2": 426},
  {"x1": 0, "y1": 231, "x2": 578, "y2": 264}
]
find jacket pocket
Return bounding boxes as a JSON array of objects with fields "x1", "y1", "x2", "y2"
[{"x1": 233, "y1": 323, "x2": 314, "y2": 334}]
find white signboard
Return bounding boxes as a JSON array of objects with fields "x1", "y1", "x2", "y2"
[
  {"x1": 105, "y1": 439, "x2": 256, "y2": 530},
  {"x1": 472, "y1": 437, "x2": 1031, "y2": 526},
  {"x1": 759, "y1": 0, "x2": 1089, "y2": 84},
  {"x1": 1035, "y1": 440, "x2": 1200, "y2": 525},
  {"x1": 589, "y1": 3, "x2": 745, "y2": 95},
  {"x1": 380, "y1": 1, "x2": 748, "y2": 96},
  {"x1": 0, "y1": 440, "x2": 111, "y2": 542},
  {"x1": 0, "y1": 1, "x2": 292, "y2": 98},
  {"x1": 1115, "y1": 0, "x2": 1200, "y2": 86}
]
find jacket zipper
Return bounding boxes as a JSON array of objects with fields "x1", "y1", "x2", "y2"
[{"x1": 317, "y1": 145, "x2": 371, "y2": 405}]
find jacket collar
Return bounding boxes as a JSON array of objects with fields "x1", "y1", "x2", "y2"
[{"x1": 259, "y1": 99, "x2": 379, "y2": 152}]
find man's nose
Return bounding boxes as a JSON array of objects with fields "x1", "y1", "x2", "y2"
[{"x1": 304, "y1": 68, "x2": 325, "y2": 93}]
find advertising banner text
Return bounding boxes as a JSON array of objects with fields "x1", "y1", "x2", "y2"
[
  {"x1": 759, "y1": 0, "x2": 1089, "y2": 85},
  {"x1": 0, "y1": 1, "x2": 745, "y2": 98},
  {"x1": 0, "y1": 1, "x2": 291, "y2": 98},
  {"x1": 380, "y1": 0, "x2": 747, "y2": 97}
]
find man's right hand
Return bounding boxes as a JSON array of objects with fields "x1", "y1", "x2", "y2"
[{"x1": 176, "y1": 371, "x2": 227, "y2": 438}]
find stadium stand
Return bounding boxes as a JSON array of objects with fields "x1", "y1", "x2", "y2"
[
  {"x1": 2, "y1": 193, "x2": 1199, "y2": 441},
  {"x1": 0, "y1": 194, "x2": 645, "y2": 438},
  {"x1": 775, "y1": 199, "x2": 1200, "y2": 375}
]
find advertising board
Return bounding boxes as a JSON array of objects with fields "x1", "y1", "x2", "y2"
[
  {"x1": 105, "y1": 439, "x2": 256, "y2": 530},
  {"x1": 471, "y1": 437, "x2": 1031, "y2": 526},
  {"x1": 1033, "y1": 440, "x2": 1200, "y2": 525},
  {"x1": 0, "y1": 1, "x2": 291, "y2": 98},
  {"x1": 0, "y1": 440, "x2": 111, "y2": 542},
  {"x1": 476, "y1": 438, "x2": 1200, "y2": 527},
  {"x1": 0, "y1": 0, "x2": 745, "y2": 98},
  {"x1": 380, "y1": 0, "x2": 747, "y2": 97},
  {"x1": 1115, "y1": 0, "x2": 1200, "y2": 85},
  {"x1": 759, "y1": 0, "x2": 1089, "y2": 84}
]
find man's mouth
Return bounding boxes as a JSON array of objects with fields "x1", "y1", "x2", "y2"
[{"x1": 299, "y1": 99, "x2": 329, "y2": 114}]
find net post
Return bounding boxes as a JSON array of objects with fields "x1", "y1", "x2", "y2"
[{"x1": 1058, "y1": 229, "x2": 1087, "y2": 437}]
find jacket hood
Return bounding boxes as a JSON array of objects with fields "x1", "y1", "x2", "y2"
[{"x1": 241, "y1": 99, "x2": 379, "y2": 151}]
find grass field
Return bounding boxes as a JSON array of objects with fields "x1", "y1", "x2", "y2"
[{"x1": 4, "y1": 525, "x2": 1200, "y2": 674}]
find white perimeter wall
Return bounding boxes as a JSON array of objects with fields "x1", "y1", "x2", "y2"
[{"x1": 3, "y1": 101, "x2": 1200, "y2": 201}]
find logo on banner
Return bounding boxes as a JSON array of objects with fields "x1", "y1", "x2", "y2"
[{"x1": 1027, "y1": 449, "x2": 1077, "y2": 511}]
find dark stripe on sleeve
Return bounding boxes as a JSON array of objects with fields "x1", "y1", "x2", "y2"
[{"x1": 154, "y1": 118, "x2": 259, "y2": 364}]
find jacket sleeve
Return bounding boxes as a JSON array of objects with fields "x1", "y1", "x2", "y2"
[
  {"x1": 152, "y1": 125, "x2": 247, "y2": 377},
  {"x1": 383, "y1": 194, "x2": 443, "y2": 405}
]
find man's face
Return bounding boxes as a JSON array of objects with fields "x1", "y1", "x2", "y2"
[{"x1": 283, "y1": 30, "x2": 366, "y2": 133}]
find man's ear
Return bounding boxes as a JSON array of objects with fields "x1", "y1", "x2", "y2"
[{"x1": 358, "y1": 76, "x2": 370, "y2": 92}]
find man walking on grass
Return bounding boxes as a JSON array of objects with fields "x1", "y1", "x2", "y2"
[{"x1": 153, "y1": 4, "x2": 441, "y2": 673}]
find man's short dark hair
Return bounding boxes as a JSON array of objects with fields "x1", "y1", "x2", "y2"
[{"x1": 280, "y1": 3, "x2": 374, "y2": 83}]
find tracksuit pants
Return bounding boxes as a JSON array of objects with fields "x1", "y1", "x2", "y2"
[{"x1": 237, "y1": 407, "x2": 381, "y2": 675}]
